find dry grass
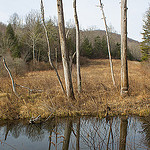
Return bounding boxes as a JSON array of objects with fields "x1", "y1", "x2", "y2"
[{"x1": 0, "y1": 59, "x2": 149, "y2": 120}]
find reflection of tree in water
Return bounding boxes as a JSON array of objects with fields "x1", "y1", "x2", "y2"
[
  {"x1": 4, "y1": 121, "x2": 46, "y2": 142},
  {"x1": 79, "y1": 117, "x2": 121, "y2": 150},
  {"x1": 25, "y1": 124, "x2": 45, "y2": 142},
  {"x1": 2, "y1": 121, "x2": 55, "y2": 142},
  {"x1": 119, "y1": 116, "x2": 128, "y2": 150},
  {"x1": 4, "y1": 121, "x2": 25, "y2": 140},
  {"x1": 141, "y1": 116, "x2": 150, "y2": 148},
  {"x1": 0, "y1": 116, "x2": 150, "y2": 150},
  {"x1": 10, "y1": 123, "x2": 25, "y2": 139},
  {"x1": 62, "y1": 119, "x2": 72, "y2": 150},
  {"x1": 47, "y1": 118, "x2": 72, "y2": 150}
]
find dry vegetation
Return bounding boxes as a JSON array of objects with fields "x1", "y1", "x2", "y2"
[{"x1": 0, "y1": 59, "x2": 149, "y2": 120}]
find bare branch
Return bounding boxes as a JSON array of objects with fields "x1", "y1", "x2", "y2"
[
  {"x1": 66, "y1": 29, "x2": 70, "y2": 39},
  {"x1": 0, "y1": 140, "x2": 17, "y2": 150},
  {"x1": 44, "y1": 113, "x2": 53, "y2": 122},
  {"x1": 15, "y1": 84, "x2": 43, "y2": 94},
  {"x1": 72, "y1": 51, "x2": 76, "y2": 60},
  {"x1": 99, "y1": 0, "x2": 116, "y2": 87},
  {"x1": 29, "y1": 115, "x2": 41, "y2": 124},
  {"x1": 3, "y1": 57, "x2": 19, "y2": 98}
]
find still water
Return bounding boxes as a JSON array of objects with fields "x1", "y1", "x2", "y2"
[{"x1": 0, "y1": 116, "x2": 149, "y2": 150}]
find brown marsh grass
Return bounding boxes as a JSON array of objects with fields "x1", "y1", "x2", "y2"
[{"x1": 0, "y1": 59, "x2": 149, "y2": 120}]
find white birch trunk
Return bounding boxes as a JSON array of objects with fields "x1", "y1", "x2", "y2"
[
  {"x1": 73, "y1": 0, "x2": 82, "y2": 93},
  {"x1": 99, "y1": 0, "x2": 116, "y2": 87}
]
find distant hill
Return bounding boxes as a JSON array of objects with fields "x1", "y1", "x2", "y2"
[
  {"x1": 0, "y1": 22, "x2": 142, "y2": 60},
  {"x1": 80, "y1": 30, "x2": 142, "y2": 60}
]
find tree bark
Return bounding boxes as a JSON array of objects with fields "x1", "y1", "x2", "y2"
[
  {"x1": 33, "y1": 38, "x2": 36, "y2": 64},
  {"x1": 121, "y1": 0, "x2": 128, "y2": 96},
  {"x1": 41, "y1": 0, "x2": 66, "y2": 95},
  {"x1": 99, "y1": 0, "x2": 116, "y2": 87},
  {"x1": 57, "y1": 0, "x2": 75, "y2": 99},
  {"x1": 73, "y1": 0, "x2": 82, "y2": 93}
]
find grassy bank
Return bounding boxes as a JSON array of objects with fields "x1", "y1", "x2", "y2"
[{"x1": 0, "y1": 59, "x2": 149, "y2": 120}]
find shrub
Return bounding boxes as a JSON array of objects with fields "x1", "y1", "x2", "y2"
[{"x1": 0, "y1": 54, "x2": 27, "y2": 77}]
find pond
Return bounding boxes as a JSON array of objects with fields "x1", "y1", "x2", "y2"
[{"x1": 0, "y1": 116, "x2": 149, "y2": 150}]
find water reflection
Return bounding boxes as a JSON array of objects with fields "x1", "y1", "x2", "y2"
[
  {"x1": 140, "y1": 116, "x2": 150, "y2": 148},
  {"x1": 119, "y1": 116, "x2": 128, "y2": 150},
  {"x1": 0, "y1": 116, "x2": 149, "y2": 150}
]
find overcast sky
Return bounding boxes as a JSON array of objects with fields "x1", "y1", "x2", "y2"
[{"x1": 0, "y1": 0, "x2": 149, "y2": 42}]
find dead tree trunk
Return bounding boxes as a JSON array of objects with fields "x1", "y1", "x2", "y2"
[
  {"x1": 3, "y1": 57, "x2": 19, "y2": 98},
  {"x1": 57, "y1": 0, "x2": 75, "y2": 100},
  {"x1": 73, "y1": 0, "x2": 82, "y2": 93},
  {"x1": 41, "y1": 0, "x2": 66, "y2": 95},
  {"x1": 99, "y1": 0, "x2": 116, "y2": 87},
  {"x1": 121, "y1": 0, "x2": 128, "y2": 96}
]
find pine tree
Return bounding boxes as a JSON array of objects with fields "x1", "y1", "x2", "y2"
[
  {"x1": 5, "y1": 23, "x2": 21, "y2": 58},
  {"x1": 93, "y1": 36, "x2": 102, "y2": 58},
  {"x1": 81, "y1": 37, "x2": 93, "y2": 58},
  {"x1": 141, "y1": 6, "x2": 150, "y2": 61}
]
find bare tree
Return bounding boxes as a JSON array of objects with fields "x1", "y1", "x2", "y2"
[
  {"x1": 121, "y1": 0, "x2": 128, "y2": 96},
  {"x1": 9, "y1": 13, "x2": 20, "y2": 31},
  {"x1": 99, "y1": 0, "x2": 116, "y2": 87},
  {"x1": 41, "y1": 0, "x2": 66, "y2": 95},
  {"x1": 73, "y1": 0, "x2": 82, "y2": 93},
  {"x1": 57, "y1": 0, "x2": 75, "y2": 100},
  {"x1": 25, "y1": 11, "x2": 42, "y2": 64}
]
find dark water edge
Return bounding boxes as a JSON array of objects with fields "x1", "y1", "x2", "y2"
[{"x1": 0, "y1": 116, "x2": 149, "y2": 150}]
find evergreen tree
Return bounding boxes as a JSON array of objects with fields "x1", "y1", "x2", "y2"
[
  {"x1": 101, "y1": 36, "x2": 108, "y2": 58},
  {"x1": 5, "y1": 23, "x2": 21, "y2": 58},
  {"x1": 140, "y1": 6, "x2": 150, "y2": 61},
  {"x1": 66, "y1": 37, "x2": 75, "y2": 57},
  {"x1": 127, "y1": 47, "x2": 135, "y2": 60},
  {"x1": 112, "y1": 42, "x2": 121, "y2": 59},
  {"x1": 81, "y1": 37, "x2": 93, "y2": 58},
  {"x1": 93, "y1": 36, "x2": 102, "y2": 58}
]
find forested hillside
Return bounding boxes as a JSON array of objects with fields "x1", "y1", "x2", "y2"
[
  {"x1": 0, "y1": 20, "x2": 141, "y2": 62},
  {"x1": 81, "y1": 30, "x2": 141, "y2": 60},
  {"x1": 0, "y1": 12, "x2": 141, "y2": 76}
]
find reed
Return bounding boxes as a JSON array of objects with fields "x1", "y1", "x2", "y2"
[{"x1": 0, "y1": 59, "x2": 149, "y2": 119}]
